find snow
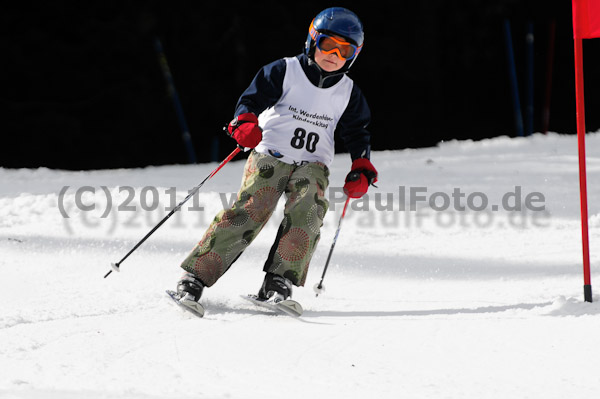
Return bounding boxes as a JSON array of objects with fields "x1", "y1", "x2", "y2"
[{"x1": 2, "y1": 132, "x2": 600, "y2": 398}]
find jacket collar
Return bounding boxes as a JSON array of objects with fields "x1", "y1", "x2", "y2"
[{"x1": 297, "y1": 53, "x2": 347, "y2": 88}]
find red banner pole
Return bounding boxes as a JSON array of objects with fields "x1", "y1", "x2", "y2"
[{"x1": 573, "y1": 36, "x2": 593, "y2": 302}]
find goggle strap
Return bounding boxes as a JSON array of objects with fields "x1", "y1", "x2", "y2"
[{"x1": 309, "y1": 20, "x2": 318, "y2": 41}]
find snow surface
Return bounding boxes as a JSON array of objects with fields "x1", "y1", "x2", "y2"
[{"x1": 2, "y1": 132, "x2": 600, "y2": 398}]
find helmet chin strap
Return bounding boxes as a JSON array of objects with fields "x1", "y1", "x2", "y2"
[{"x1": 307, "y1": 47, "x2": 349, "y2": 88}]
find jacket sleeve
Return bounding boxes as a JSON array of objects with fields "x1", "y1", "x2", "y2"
[
  {"x1": 234, "y1": 59, "x2": 286, "y2": 117},
  {"x1": 337, "y1": 83, "x2": 372, "y2": 161}
]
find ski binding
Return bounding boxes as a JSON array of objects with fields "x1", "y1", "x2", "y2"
[
  {"x1": 241, "y1": 294, "x2": 303, "y2": 317},
  {"x1": 166, "y1": 289, "x2": 205, "y2": 318}
]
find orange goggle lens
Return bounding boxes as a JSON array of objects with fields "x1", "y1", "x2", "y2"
[{"x1": 316, "y1": 34, "x2": 361, "y2": 60}]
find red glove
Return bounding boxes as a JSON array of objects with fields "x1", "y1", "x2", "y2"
[
  {"x1": 343, "y1": 158, "x2": 378, "y2": 199},
  {"x1": 227, "y1": 113, "x2": 263, "y2": 148}
]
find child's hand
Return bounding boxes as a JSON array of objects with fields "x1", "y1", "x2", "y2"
[
  {"x1": 227, "y1": 113, "x2": 263, "y2": 149},
  {"x1": 343, "y1": 158, "x2": 378, "y2": 198}
]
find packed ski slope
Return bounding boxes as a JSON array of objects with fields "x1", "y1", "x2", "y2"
[{"x1": 2, "y1": 133, "x2": 600, "y2": 398}]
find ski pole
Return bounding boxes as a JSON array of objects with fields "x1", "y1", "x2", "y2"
[
  {"x1": 104, "y1": 146, "x2": 242, "y2": 278},
  {"x1": 314, "y1": 195, "x2": 351, "y2": 296}
]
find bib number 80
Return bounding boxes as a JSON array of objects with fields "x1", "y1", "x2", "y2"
[{"x1": 291, "y1": 128, "x2": 320, "y2": 153}]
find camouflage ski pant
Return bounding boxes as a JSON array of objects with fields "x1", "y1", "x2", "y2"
[{"x1": 180, "y1": 150, "x2": 330, "y2": 287}]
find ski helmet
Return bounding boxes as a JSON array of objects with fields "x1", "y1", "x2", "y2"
[{"x1": 305, "y1": 7, "x2": 364, "y2": 70}]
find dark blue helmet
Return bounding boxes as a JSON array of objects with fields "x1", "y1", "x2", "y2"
[{"x1": 305, "y1": 7, "x2": 364, "y2": 70}]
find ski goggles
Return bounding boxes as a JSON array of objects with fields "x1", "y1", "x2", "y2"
[
  {"x1": 316, "y1": 34, "x2": 361, "y2": 60},
  {"x1": 310, "y1": 23, "x2": 362, "y2": 61}
]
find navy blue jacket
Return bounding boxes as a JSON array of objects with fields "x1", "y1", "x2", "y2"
[{"x1": 234, "y1": 54, "x2": 372, "y2": 161}]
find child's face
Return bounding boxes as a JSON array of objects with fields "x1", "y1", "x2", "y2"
[{"x1": 314, "y1": 46, "x2": 347, "y2": 72}]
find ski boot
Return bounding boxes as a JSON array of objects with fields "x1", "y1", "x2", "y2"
[
  {"x1": 258, "y1": 272, "x2": 293, "y2": 304},
  {"x1": 176, "y1": 272, "x2": 205, "y2": 314}
]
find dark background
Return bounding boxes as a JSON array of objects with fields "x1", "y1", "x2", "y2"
[{"x1": 2, "y1": 0, "x2": 599, "y2": 170}]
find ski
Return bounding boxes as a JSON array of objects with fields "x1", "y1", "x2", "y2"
[
  {"x1": 166, "y1": 290, "x2": 205, "y2": 318},
  {"x1": 166, "y1": 290, "x2": 303, "y2": 318},
  {"x1": 241, "y1": 294, "x2": 303, "y2": 317}
]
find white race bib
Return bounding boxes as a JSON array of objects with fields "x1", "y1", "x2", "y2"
[{"x1": 255, "y1": 57, "x2": 353, "y2": 166}]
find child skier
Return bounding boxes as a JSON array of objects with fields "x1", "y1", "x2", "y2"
[{"x1": 174, "y1": 7, "x2": 378, "y2": 313}]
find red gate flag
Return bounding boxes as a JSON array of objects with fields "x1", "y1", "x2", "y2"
[
  {"x1": 572, "y1": 0, "x2": 600, "y2": 302},
  {"x1": 573, "y1": 0, "x2": 600, "y2": 38}
]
